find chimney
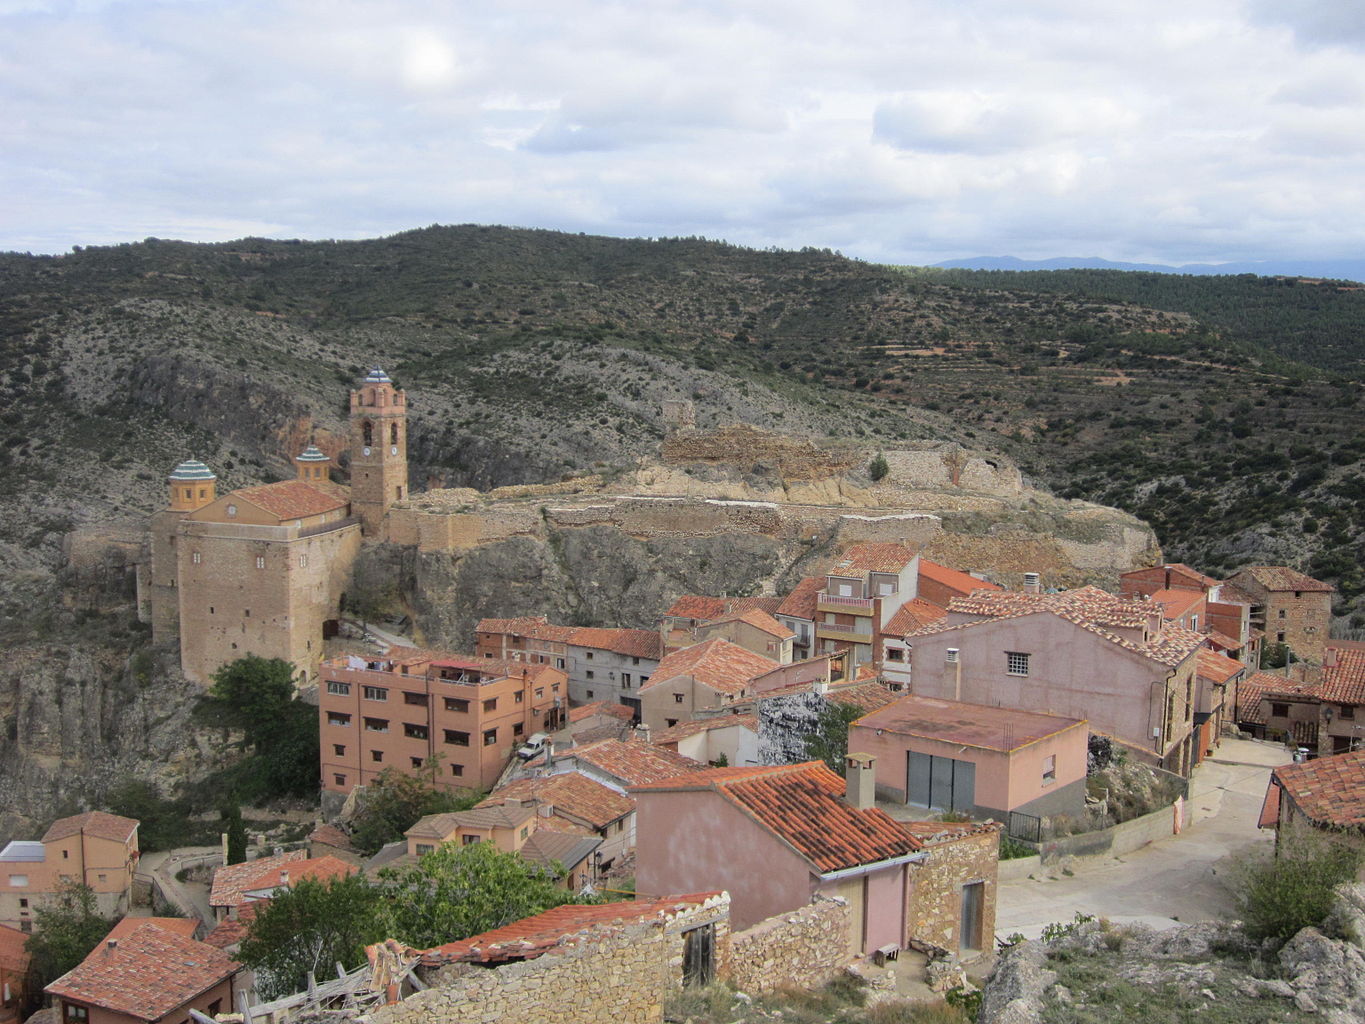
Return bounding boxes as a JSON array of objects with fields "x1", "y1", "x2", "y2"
[
  {"x1": 538, "y1": 803, "x2": 554, "y2": 818},
  {"x1": 635, "y1": 723, "x2": 652, "y2": 744},
  {"x1": 544, "y1": 739, "x2": 554, "y2": 772},
  {"x1": 1326, "y1": 648, "x2": 1339, "y2": 668},
  {"x1": 946, "y1": 649, "x2": 961, "y2": 701},
  {"x1": 280, "y1": 869, "x2": 289, "y2": 886},
  {"x1": 845, "y1": 753, "x2": 876, "y2": 810},
  {"x1": 1023, "y1": 572, "x2": 1041, "y2": 594},
  {"x1": 106, "y1": 939, "x2": 117, "y2": 951}
]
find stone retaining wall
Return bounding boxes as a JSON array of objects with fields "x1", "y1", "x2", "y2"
[{"x1": 725, "y1": 897, "x2": 853, "y2": 995}]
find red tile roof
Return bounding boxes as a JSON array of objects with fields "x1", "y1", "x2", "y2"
[
  {"x1": 42, "y1": 811, "x2": 138, "y2": 844},
  {"x1": 829, "y1": 680, "x2": 900, "y2": 713},
  {"x1": 243, "y1": 854, "x2": 355, "y2": 894},
  {"x1": 1230, "y1": 566, "x2": 1334, "y2": 593},
  {"x1": 647, "y1": 638, "x2": 778, "y2": 695},
  {"x1": 1149, "y1": 588, "x2": 1204, "y2": 621},
  {"x1": 308, "y1": 823, "x2": 355, "y2": 852},
  {"x1": 45, "y1": 922, "x2": 239, "y2": 1021},
  {"x1": 208, "y1": 850, "x2": 306, "y2": 908},
  {"x1": 1204, "y1": 630, "x2": 1244, "y2": 652},
  {"x1": 1321, "y1": 647, "x2": 1365, "y2": 706},
  {"x1": 102, "y1": 918, "x2": 199, "y2": 944},
  {"x1": 632, "y1": 761, "x2": 922, "y2": 874},
  {"x1": 476, "y1": 617, "x2": 663, "y2": 659},
  {"x1": 568, "y1": 701, "x2": 637, "y2": 723},
  {"x1": 709, "y1": 608, "x2": 794, "y2": 639},
  {"x1": 829, "y1": 542, "x2": 918, "y2": 576},
  {"x1": 201, "y1": 910, "x2": 253, "y2": 950},
  {"x1": 883, "y1": 597, "x2": 947, "y2": 636},
  {"x1": 776, "y1": 577, "x2": 824, "y2": 620},
  {"x1": 918, "y1": 559, "x2": 1001, "y2": 597},
  {"x1": 421, "y1": 894, "x2": 724, "y2": 965},
  {"x1": 652, "y1": 714, "x2": 758, "y2": 745},
  {"x1": 1273, "y1": 749, "x2": 1365, "y2": 828},
  {"x1": 664, "y1": 596, "x2": 783, "y2": 621},
  {"x1": 0, "y1": 922, "x2": 30, "y2": 973},
  {"x1": 234, "y1": 479, "x2": 348, "y2": 520},
  {"x1": 481, "y1": 774, "x2": 633, "y2": 831},
  {"x1": 569, "y1": 738, "x2": 705, "y2": 786},
  {"x1": 1196, "y1": 649, "x2": 1246, "y2": 686},
  {"x1": 854, "y1": 694, "x2": 1085, "y2": 751}
]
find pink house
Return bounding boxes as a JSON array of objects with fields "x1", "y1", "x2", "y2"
[{"x1": 849, "y1": 695, "x2": 1087, "y2": 821}]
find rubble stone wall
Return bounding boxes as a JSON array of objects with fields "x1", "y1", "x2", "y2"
[
  {"x1": 908, "y1": 829, "x2": 1001, "y2": 959},
  {"x1": 725, "y1": 897, "x2": 854, "y2": 994}
]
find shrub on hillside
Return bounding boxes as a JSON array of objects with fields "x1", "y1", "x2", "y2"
[{"x1": 1236, "y1": 827, "x2": 1364, "y2": 943}]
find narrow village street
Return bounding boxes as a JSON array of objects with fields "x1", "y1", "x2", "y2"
[{"x1": 994, "y1": 737, "x2": 1293, "y2": 938}]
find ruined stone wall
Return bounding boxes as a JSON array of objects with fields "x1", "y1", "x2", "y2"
[
  {"x1": 833, "y1": 512, "x2": 942, "y2": 548},
  {"x1": 725, "y1": 897, "x2": 853, "y2": 995},
  {"x1": 907, "y1": 829, "x2": 1001, "y2": 959},
  {"x1": 660, "y1": 424, "x2": 855, "y2": 481}
]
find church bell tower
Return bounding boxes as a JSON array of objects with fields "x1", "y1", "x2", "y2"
[{"x1": 349, "y1": 368, "x2": 408, "y2": 536}]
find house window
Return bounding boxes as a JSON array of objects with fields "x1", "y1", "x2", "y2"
[
  {"x1": 327, "y1": 712, "x2": 352, "y2": 727},
  {"x1": 1277, "y1": 632, "x2": 1286, "y2": 644},
  {"x1": 444, "y1": 697, "x2": 469, "y2": 713},
  {"x1": 886, "y1": 647, "x2": 904, "y2": 662},
  {"x1": 1043, "y1": 755, "x2": 1057, "y2": 784},
  {"x1": 326, "y1": 681, "x2": 351, "y2": 696},
  {"x1": 674, "y1": 693, "x2": 685, "y2": 703},
  {"x1": 299, "y1": 554, "x2": 308, "y2": 568},
  {"x1": 18, "y1": 898, "x2": 27, "y2": 908},
  {"x1": 586, "y1": 670, "x2": 595, "y2": 680},
  {"x1": 1271, "y1": 702, "x2": 1289, "y2": 718},
  {"x1": 553, "y1": 684, "x2": 560, "y2": 693},
  {"x1": 227, "y1": 504, "x2": 237, "y2": 517},
  {"x1": 411, "y1": 756, "x2": 424, "y2": 768},
  {"x1": 1278, "y1": 609, "x2": 1286, "y2": 619},
  {"x1": 364, "y1": 718, "x2": 389, "y2": 733},
  {"x1": 513, "y1": 722, "x2": 524, "y2": 736},
  {"x1": 8, "y1": 875, "x2": 28, "y2": 887},
  {"x1": 19, "y1": 920, "x2": 30, "y2": 933},
  {"x1": 404, "y1": 723, "x2": 429, "y2": 740},
  {"x1": 416, "y1": 843, "x2": 434, "y2": 855},
  {"x1": 445, "y1": 729, "x2": 470, "y2": 746},
  {"x1": 1341, "y1": 706, "x2": 1355, "y2": 720},
  {"x1": 1006, "y1": 652, "x2": 1030, "y2": 676},
  {"x1": 483, "y1": 698, "x2": 498, "y2": 713},
  {"x1": 192, "y1": 551, "x2": 202, "y2": 564},
  {"x1": 640, "y1": 675, "x2": 649, "y2": 686},
  {"x1": 586, "y1": 652, "x2": 594, "y2": 661},
  {"x1": 404, "y1": 691, "x2": 428, "y2": 706},
  {"x1": 586, "y1": 690, "x2": 594, "y2": 699},
  {"x1": 622, "y1": 673, "x2": 632, "y2": 686},
  {"x1": 371, "y1": 750, "x2": 384, "y2": 762},
  {"x1": 483, "y1": 728, "x2": 498, "y2": 746},
  {"x1": 333, "y1": 774, "x2": 346, "y2": 787},
  {"x1": 363, "y1": 686, "x2": 388, "y2": 701},
  {"x1": 461, "y1": 834, "x2": 480, "y2": 845},
  {"x1": 515, "y1": 691, "x2": 523, "y2": 703},
  {"x1": 666, "y1": 718, "x2": 678, "y2": 728},
  {"x1": 450, "y1": 763, "x2": 464, "y2": 777},
  {"x1": 64, "y1": 1005, "x2": 88, "y2": 1023},
  {"x1": 333, "y1": 744, "x2": 345, "y2": 756},
  {"x1": 556, "y1": 657, "x2": 566, "y2": 669},
  {"x1": 632, "y1": 656, "x2": 641, "y2": 665},
  {"x1": 535, "y1": 688, "x2": 544, "y2": 698},
  {"x1": 255, "y1": 556, "x2": 265, "y2": 569}
]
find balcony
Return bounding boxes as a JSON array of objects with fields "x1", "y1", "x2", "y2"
[
  {"x1": 815, "y1": 624, "x2": 875, "y2": 645},
  {"x1": 817, "y1": 593, "x2": 874, "y2": 614}
]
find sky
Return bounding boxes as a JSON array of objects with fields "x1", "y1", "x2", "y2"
[{"x1": 3, "y1": 0, "x2": 1365, "y2": 265}]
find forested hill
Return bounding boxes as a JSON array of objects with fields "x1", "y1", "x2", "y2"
[{"x1": 1, "y1": 225, "x2": 1363, "y2": 628}]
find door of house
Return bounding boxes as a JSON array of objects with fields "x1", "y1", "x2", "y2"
[
  {"x1": 960, "y1": 881, "x2": 984, "y2": 953},
  {"x1": 907, "y1": 752, "x2": 975, "y2": 812},
  {"x1": 682, "y1": 924, "x2": 715, "y2": 986}
]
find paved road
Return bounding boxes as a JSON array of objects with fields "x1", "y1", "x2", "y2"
[
  {"x1": 139, "y1": 845, "x2": 221, "y2": 927},
  {"x1": 995, "y1": 737, "x2": 1292, "y2": 939}
]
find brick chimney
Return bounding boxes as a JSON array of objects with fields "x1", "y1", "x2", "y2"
[
  {"x1": 845, "y1": 753, "x2": 876, "y2": 811},
  {"x1": 1326, "y1": 647, "x2": 1339, "y2": 668},
  {"x1": 1023, "y1": 572, "x2": 1041, "y2": 594}
]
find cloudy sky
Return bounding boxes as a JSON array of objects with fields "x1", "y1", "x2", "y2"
[{"x1": 3, "y1": 0, "x2": 1364, "y2": 264}]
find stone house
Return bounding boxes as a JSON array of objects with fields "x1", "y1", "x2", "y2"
[
  {"x1": 1236, "y1": 647, "x2": 1365, "y2": 756},
  {"x1": 1225, "y1": 565, "x2": 1334, "y2": 665},
  {"x1": 849, "y1": 694, "x2": 1088, "y2": 822},
  {"x1": 632, "y1": 758, "x2": 1001, "y2": 960},
  {"x1": 0, "y1": 923, "x2": 31, "y2": 1024},
  {"x1": 45, "y1": 919, "x2": 241, "y2": 1024},
  {"x1": 1119, "y1": 562, "x2": 1258, "y2": 664},
  {"x1": 318, "y1": 651, "x2": 568, "y2": 801},
  {"x1": 638, "y1": 639, "x2": 777, "y2": 732},
  {"x1": 1193, "y1": 648, "x2": 1245, "y2": 762},
  {"x1": 474, "y1": 617, "x2": 664, "y2": 714},
  {"x1": 902, "y1": 586, "x2": 1207, "y2": 776},
  {"x1": 1259, "y1": 748, "x2": 1365, "y2": 846},
  {"x1": 0, "y1": 812, "x2": 139, "y2": 933}
]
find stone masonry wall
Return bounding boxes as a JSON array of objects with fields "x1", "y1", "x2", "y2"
[
  {"x1": 725, "y1": 897, "x2": 853, "y2": 995},
  {"x1": 907, "y1": 829, "x2": 1001, "y2": 959}
]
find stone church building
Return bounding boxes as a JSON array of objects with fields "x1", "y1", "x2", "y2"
[{"x1": 147, "y1": 368, "x2": 408, "y2": 685}]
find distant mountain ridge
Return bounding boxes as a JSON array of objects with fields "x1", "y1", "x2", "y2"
[{"x1": 932, "y1": 255, "x2": 1365, "y2": 283}]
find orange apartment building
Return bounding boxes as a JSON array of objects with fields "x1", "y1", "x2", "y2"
[
  {"x1": 319, "y1": 651, "x2": 569, "y2": 797},
  {"x1": 0, "y1": 812, "x2": 139, "y2": 933}
]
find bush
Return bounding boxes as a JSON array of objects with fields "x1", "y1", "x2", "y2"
[
  {"x1": 1236, "y1": 828, "x2": 1363, "y2": 943},
  {"x1": 869, "y1": 452, "x2": 890, "y2": 482}
]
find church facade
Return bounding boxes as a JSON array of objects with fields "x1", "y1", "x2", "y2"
[{"x1": 148, "y1": 369, "x2": 407, "y2": 685}]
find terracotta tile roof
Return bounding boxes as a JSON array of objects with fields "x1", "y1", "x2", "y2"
[
  {"x1": 201, "y1": 912, "x2": 252, "y2": 950},
  {"x1": 481, "y1": 774, "x2": 633, "y2": 831},
  {"x1": 829, "y1": 542, "x2": 918, "y2": 576},
  {"x1": 1321, "y1": 647, "x2": 1365, "y2": 706},
  {"x1": 563, "y1": 627, "x2": 663, "y2": 659},
  {"x1": 103, "y1": 918, "x2": 199, "y2": 943},
  {"x1": 664, "y1": 596, "x2": 783, "y2": 621},
  {"x1": 646, "y1": 638, "x2": 778, "y2": 695},
  {"x1": 45, "y1": 923, "x2": 239, "y2": 1021},
  {"x1": 408, "y1": 803, "x2": 537, "y2": 840},
  {"x1": 854, "y1": 694, "x2": 1085, "y2": 751},
  {"x1": 476, "y1": 615, "x2": 572, "y2": 640},
  {"x1": 1236, "y1": 672, "x2": 1321, "y2": 725},
  {"x1": 632, "y1": 761, "x2": 922, "y2": 874},
  {"x1": 1215, "y1": 583, "x2": 1257, "y2": 605},
  {"x1": 208, "y1": 850, "x2": 306, "y2": 908},
  {"x1": 1230, "y1": 566, "x2": 1334, "y2": 593},
  {"x1": 42, "y1": 811, "x2": 139, "y2": 844},
  {"x1": 918, "y1": 559, "x2": 1001, "y2": 597},
  {"x1": 829, "y1": 680, "x2": 900, "y2": 713},
  {"x1": 1204, "y1": 630, "x2": 1244, "y2": 652},
  {"x1": 652, "y1": 714, "x2": 758, "y2": 745},
  {"x1": 1273, "y1": 750, "x2": 1365, "y2": 827},
  {"x1": 776, "y1": 577, "x2": 824, "y2": 620},
  {"x1": 1196, "y1": 649, "x2": 1246, "y2": 686},
  {"x1": 0, "y1": 922, "x2": 30, "y2": 973},
  {"x1": 421, "y1": 894, "x2": 724, "y2": 965},
  {"x1": 308, "y1": 823, "x2": 355, "y2": 852},
  {"x1": 569, "y1": 738, "x2": 705, "y2": 786},
  {"x1": 519, "y1": 830, "x2": 601, "y2": 873},
  {"x1": 234, "y1": 479, "x2": 348, "y2": 520},
  {"x1": 883, "y1": 597, "x2": 947, "y2": 636},
  {"x1": 568, "y1": 701, "x2": 636, "y2": 723},
  {"x1": 1150, "y1": 588, "x2": 1204, "y2": 620},
  {"x1": 709, "y1": 608, "x2": 795, "y2": 639},
  {"x1": 1257, "y1": 782, "x2": 1281, "y2": 829},
  {"x1": 243, "y1": 854, "x2": 356, "y2": 894}
]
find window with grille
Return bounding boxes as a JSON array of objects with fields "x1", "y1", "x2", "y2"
[
  {"x1": 363, "y1": 686, "x2": 388, "y2": 701},
  {"x1": 1006, "y1": 652, "x2": 1030, "y2": 676},
  {"x1": 326, "y1": 681, "x2": 351, "y2": 696}
]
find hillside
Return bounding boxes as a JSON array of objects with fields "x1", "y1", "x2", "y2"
[{"x1": 1, "y1": 225, "x2": 1362, "y2": 632}]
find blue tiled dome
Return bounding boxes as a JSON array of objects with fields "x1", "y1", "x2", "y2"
[
  {"x1": 296, "y1": 445, "x2": 331, "y2": 462},
  {"x1": 363, "y1": 367, "x2": 392, "y2": 384},
  {"x1": 168, "y1": 459, "x2": 216, "y2": 481}
]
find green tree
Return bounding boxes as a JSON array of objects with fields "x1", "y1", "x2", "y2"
[
  {"x1": 24, "y1": 883, "x2": 116, "y2": 986},
  {"x1": 379, "y1": 840, "x2": 573, "y2": 949},
  {"x1": 222, "y1": 803, "x2": 248, "y2": 865},
  {"x1": 238, "y1": 875, "x2": 387, "y2": 1000},
  {"x1": 104, "y1": 778, "x2": 195, "y2": 852},
  {"x1": 1237, "y1": 826, "x2": 1363, "y2": 943},
  {"x1": 207, "y1": 654, "x2": 294, "y2": 746},
  {"x1": 202, "y1": 655, "x2": 318, "y2": 799},
  {"x1": 350, "y1": 766, "x2": 481, "y2": 857},
  {"x1": 868, "y1": 452, "x2": 890, "y2": 482},
  {"x1": 803, "y1": 700, "x2": 864, "y2": 775}
]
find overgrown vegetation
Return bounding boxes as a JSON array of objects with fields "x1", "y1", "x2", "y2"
[
  {"x1": 1235, "y1": 827, "x2": 1364, "y2": 943},
  {"x1": 23, "y1": 883, "x2": 119, "y2": 988},
  {"x1": 803, "y1": 701, "x2": 866, "y2": 775},
  {"x1": 663, "y1": 977, "x2": 970, "y2": 1024},
  {"x1": 348, "y1": 765, "x2": 484, "y2": 857}
]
